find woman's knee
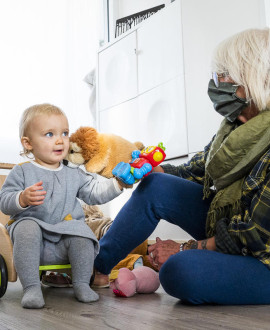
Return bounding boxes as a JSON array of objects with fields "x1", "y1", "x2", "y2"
[
  {"x1": 159, "y1": 251, "x2": 205, "y2": 304},
  {"x1": 133, "y1": 173, "x2": 164, "y2": 199}
]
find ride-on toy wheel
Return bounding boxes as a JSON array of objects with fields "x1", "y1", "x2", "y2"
[{"x1": 0, "y1": 254, "x2": 8, "y2": 298}]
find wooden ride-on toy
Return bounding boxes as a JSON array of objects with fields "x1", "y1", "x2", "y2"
[{"x1": 0, "y1": 223, "x2": 17, "y2": 297}]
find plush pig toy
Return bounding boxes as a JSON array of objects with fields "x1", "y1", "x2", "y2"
[{"x1": 109, "y1": 266, "x2": 160, "y2": 298}]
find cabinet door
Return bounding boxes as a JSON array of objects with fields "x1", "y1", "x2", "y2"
[
  {"x1": 137, "y1": 76, "x2": 188, "y2": 159},
  {"x1": 99, "y1": 76, "x2": 188, "y2": 160},
  {"x1": 137, "y1": 0, "x2": 183, "y2": 95},
  {"x1": 99, "y1": 98, "x2": 140, "y2": 143},
  {"x1": 98, "y1": 31, "x2": 137, "y2": 111}
]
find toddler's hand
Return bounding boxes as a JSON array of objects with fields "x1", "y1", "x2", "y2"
[
  {"x1": 19, "y1": 181, "x2": 46, "y2": 207},
  {"x1": 112, "y1": 162, "x2": 135, "y2": 185}
]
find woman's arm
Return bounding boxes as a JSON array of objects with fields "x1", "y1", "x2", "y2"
[
  {"x1": 183, "y1": 237, "x2": 216, "y2": 251},
  {"x1": 152, "y1": 137, "x2": 215, "y2": 185},
  {"x1": 152, "y1": 166, "x2": 164, "y2": 173}
]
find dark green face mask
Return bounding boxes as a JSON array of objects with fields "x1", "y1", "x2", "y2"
[{"x1": 207, "y1": 79, "x2": 249, "y2": 122}]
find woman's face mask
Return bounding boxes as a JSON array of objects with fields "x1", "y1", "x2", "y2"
[{"x1": 207, "y1": 79, "x2": 249, "y2": 122}]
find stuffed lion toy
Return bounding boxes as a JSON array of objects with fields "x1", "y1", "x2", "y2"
[{"x1": 65, "y1": 127, "x2": 144, "y2": 178}]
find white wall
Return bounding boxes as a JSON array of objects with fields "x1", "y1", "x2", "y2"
[
  {"x1": 0, "y1": 0, "x2": 98, "y2": 165},
  {"x1": 265, "y1": 0, "x2": 270, "y2": 26},
  {"x1": 182, "y1": 0, "x2": 266, "y2": 154}
]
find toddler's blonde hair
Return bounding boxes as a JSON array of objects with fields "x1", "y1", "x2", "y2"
[{"x1": 19, "y1": 103, "x2": 67, "y2": 157}]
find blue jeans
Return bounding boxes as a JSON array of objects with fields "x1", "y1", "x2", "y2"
[{"x1": 95, "y1": 173, "x2": 270, "y2": 304}]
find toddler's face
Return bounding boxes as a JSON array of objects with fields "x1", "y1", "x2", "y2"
[{"x1": 25, "y1": 114, "x2": 70, "y2": 169}]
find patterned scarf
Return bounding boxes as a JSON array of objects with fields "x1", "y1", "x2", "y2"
[{"x1": 204, "y1": 110, "x2": 270, "y2": 236}]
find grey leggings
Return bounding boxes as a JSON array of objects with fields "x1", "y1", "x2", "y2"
[{"x1": 13, "y1": 220, "x2": 95, "y2": 290}]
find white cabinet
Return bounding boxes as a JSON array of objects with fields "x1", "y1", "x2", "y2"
[
  {"x1": 97, "y1": 0, "x2": 187, "y2": 160},
  {"x1": 137, "y1": 77, "x2": 187, "y2": 159},
  {"x1": 98, "y1": 31, "x2": 137, "y2": 111},
  {"x1": 99, "y1": 98, "x2": 139, "y2": 142},
  {"x1": 99, "y1": 76, "x2": 188, "y2": 159},
  {"x1": 137, "y1": 1, "x2": 183, "y2": 94},
  {"x1": 98, "y1": 0, "x2": 266, "y2": 158}
]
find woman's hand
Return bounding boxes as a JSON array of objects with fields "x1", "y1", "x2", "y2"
[
  {"x1": 19, "y1": 181, "x2": 47, "y2": 207},
  {"x1": 148, "y1": 237, "x2": 180, "y2": 270},
  {"x1": 147, "y1": 237, "x2": 217, "y2": 270},
  {"x1": 152, "y1": 166, "x2": 164, "y2": 173}
]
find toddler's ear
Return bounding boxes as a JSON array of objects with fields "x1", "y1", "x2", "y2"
[{"x1": 21, "y1": 137, "x2": 33, "y2": 151}]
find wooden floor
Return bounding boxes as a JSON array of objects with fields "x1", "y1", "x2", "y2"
[{"x1": 1, "y1": 281, "x2": 270, "y2": 330}]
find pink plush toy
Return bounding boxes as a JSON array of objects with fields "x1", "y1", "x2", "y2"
[{"x1": 109, "y1": 266, "x2": 160, "y2": 298}]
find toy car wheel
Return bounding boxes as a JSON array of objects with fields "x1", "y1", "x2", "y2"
[{"x1": 0, "y1": 254, "x2": 8, "y2": 298}]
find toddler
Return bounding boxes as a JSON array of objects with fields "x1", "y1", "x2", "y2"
[{"x1": 0, "y1": 104, "x2": 126, "y2": 309}]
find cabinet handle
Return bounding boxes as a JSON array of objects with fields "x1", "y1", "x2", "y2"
[{"x1": 134, "y1": 48, "x2": 137, "y2": 54}]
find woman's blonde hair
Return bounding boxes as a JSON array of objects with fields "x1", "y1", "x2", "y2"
[
  {"x1": 212, "y1": 28, "x2": 270, "y2": 111},
  {"x1": 19, "y1": 103, "x2": 67, "y2": 157}
]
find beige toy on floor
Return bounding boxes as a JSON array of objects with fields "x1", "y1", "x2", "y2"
[
  {"x1": 82, "y1": 204, "x2": 113, "y2": 240},
  {"x1": 65, "y1": 127, "x2": 144, "y2": 178}
]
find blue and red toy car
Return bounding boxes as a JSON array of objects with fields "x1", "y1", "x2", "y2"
[{"x1": 112, "y1": 142, "x2": 166, "y2": 185}]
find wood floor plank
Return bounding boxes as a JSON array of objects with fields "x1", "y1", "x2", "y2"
[{"x1": 0, "y1": 281, "x2": 270, "y2": 330}]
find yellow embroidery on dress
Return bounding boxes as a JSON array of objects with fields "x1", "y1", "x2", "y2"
[
  {"x1": 18, "y1": 161, "x2": 31, "y2": 166},
  {"x1": 64, "y1": 214, "x2": 72, "y2": 221}
]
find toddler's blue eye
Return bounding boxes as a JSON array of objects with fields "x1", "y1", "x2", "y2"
[
  {"x1": 45, "y1": 132, "x2": 53, "y2": 137},
  {"x1": 63, "y1": 131, "x2": 69, "y2": 137}
]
